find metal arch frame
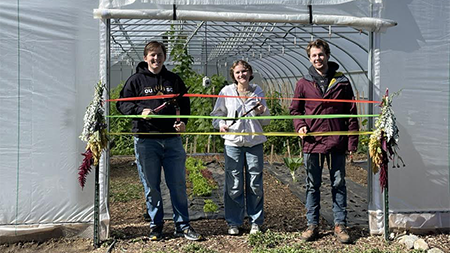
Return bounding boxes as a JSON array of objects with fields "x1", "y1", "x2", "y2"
[
  {"x1": 317, "y1": 26, "x2": 369, "y2": 54},
  {"x1": 247, "y1": 59, "x2": 281, "y2": 93},
  {"x1": 107, "y1": 19, "x2": 368, "y2": 84},
  {"x1": 210, "y1": 22, "x2": 366, "y2": 93},
  {"x1": 230, "y1": 35, "x2": 300, "y2": 94},
  {"x1": 272, "y1": 52, "x2": 307, "y2": 92},
  {"x1": 246, "y1": 24, "x2": 367, "y2": 94},
  {"x1": 260, "y1": 25, "x2": 367, "y2": 82},
  {"x1": 285, "y1": 34, "x2": 360, "y2": 93},
  {"x1": 106, "y1": 18, "x2": 370, "y2": 97},
  {"x1": 256, "y1": 56, "x2": 294, "y2": 94},
  {"x1": 183, "y1": 21, "x2": 205, "y2": 49},
  {"x1": 110, "y1": 19, "x2": 141, "y2": 65},
  {"x1": 295, "y1": 26, "x2": 368, "y2": 79},
  {"x1": 249, "y1": 61, "x2": 277, "y2": 93},
  {"x1": 230, "y1": 45, "x2": 297, "y2": 95},
  {"x1": 252, "y1": 53, "x2": 299, "y2": 95},
  {"x1": 260, "y1": 53, "x2": 306, "y2": 94},
  {"x1": 208, "y1": 22, "x2": 306, "y2": 84},
  {"x1": 238, "y1": 22, "x2": 308, "y2": 86}
]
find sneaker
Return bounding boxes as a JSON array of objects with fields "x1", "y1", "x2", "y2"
[
  {"x1": 300, "y1": 224, "x2": 319, "y2": 241},
  {"x1": 149, "y1": 225, "x2": 163, "y2": 241},
  {"x1": 334, "y1": 224, "x2": 351, "y2": 244},
  {"x1": 249, "y1": 224, "x2": 260, "y2": 234},
  {"x1": 174, "y1": 226, "x2": 202, "y2": 241},
  {"x1": 228, "y1": 225, "x2": 239, "y2": 235}
]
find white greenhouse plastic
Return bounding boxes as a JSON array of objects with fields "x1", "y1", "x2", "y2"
[{"x1": 0, "y1": 0, "x2": 448, "y2": 243}]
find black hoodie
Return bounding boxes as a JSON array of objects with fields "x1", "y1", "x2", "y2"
[{"x1": 117, "y1": 61, "x2": 190, "y2": 138}]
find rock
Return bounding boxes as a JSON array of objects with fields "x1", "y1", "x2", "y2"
[
  {"x1": 414, "y1": 238, "x2": 429, "y2": 251},
  {"x1": 427, "y1": 248, "x2": 444, "y2": 253},
  {"x1": 404, "y1": 234, "x2": 419, "y2": 249},
  {"x1": 396, "y1": 234, "x2": 408, "y2": 244}
]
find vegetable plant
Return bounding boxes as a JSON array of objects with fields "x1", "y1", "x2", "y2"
[{"x1": 283, "y1": 157, "x2": 303, "y2": 182}]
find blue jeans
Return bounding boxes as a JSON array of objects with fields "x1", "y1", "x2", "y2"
[
  {"x1": 134, "y1": 136, "x2": 190, "y2": 231},
  {"x1": 304, "y1": 152, "x2": 347, "y2": 226},
  {"x1": 224, "y1": 144, "x2": 264, "y2": 226}
]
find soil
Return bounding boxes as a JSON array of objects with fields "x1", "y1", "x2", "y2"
[{"x1": 1, "y1": 154, "x2": 449, "y2": 253}]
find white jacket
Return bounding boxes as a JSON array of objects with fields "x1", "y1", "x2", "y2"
[{"x1": 211, "y1": 83, "x2": 270, "y2": 147}]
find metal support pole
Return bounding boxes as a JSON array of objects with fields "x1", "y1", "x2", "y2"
[
  {"x1": 384, "y1": 169, "x2": 389, "y2": 241},
  {"x1": 94, "y1": 164, "x2": 100, "y2": 247}
]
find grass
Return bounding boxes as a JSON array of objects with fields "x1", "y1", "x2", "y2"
[
  {"x1": 183, "y1": 243, "x2": 219, "y2": 253},
  {"x1": 109, "y1": 181, "x2": 143, "y2": 203}
]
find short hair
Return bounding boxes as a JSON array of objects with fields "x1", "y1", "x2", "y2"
[
  {"x1": 144, "y1": 41, "x2": 167, "y2": 58},
  {"x1": 229, "y1": 60, "x2": 254, "y2": 84},
  {"x1": 306, "y1": 39, "x2": 330, "y2": 58}
]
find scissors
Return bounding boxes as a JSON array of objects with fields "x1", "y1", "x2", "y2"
[{"x1": 228, "y1": 101, "x2": 262, "y2": 128}]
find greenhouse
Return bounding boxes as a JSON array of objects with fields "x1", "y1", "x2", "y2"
[{"x1": 1, "y1": 0, "x2": 449, "y2": 250}]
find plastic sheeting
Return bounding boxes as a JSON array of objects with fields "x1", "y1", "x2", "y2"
[
  {"x1": 100, "y1": 0, "x2": 357, "y2": 9},
  {"x1": 368, "y1": 0, "x2": 450, "y2": 234},
  {"x1": 0, "y1": 0, "x2": 107, "y2": 243},
  {"x1": 99, "y1": 0, "x2": 374, "y2": 21}
]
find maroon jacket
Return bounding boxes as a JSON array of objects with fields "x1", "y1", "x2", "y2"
[{"x1": 289, "y1": 64, "x2": 359, "y2": 154}]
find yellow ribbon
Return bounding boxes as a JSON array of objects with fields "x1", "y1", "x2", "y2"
[{"x1": 108, "y1": 131, "x2": 373, "y2": 137}]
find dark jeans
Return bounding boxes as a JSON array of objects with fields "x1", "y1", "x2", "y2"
[{"x1": 304, "y1": 152, "x2": 347, "y2": 226}]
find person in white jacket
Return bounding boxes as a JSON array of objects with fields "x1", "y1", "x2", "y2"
[{"x1": 211, "y1": 60, "x2": 270, "y2": 235}]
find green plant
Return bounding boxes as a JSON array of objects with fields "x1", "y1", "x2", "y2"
[
  {"x1": 357, "y1": 118, "x2": 369, "y2": 154},
  {"x1": 248, "y1": 229, "x2": 285, "y2": 249},
  {"x1": 185, "y1": 157, "x2": 217, "y2": 197},
  {"x1": 167, "y1": 26, "x2": 225, "y2": 154},
  {"x1": 203, "y1": 199, "x2": 218, "y2": 213},
  {"x1": 183, "y1": 243, "x2": 218, "y2": 253},
  {"x1": 283, "y1": 157, "x2": 303, "y2": 182},
  {"x1": 109, "y1": 82, "x2": 134, "y2": 156},
  {"x1": 183, "y1": 74, "x2": 226, "y2": 153},
  {"x1": 109, "y1": 181, "x2": 143, "y2": 202},
  {"x1": 251, "y1": 245, "x2": 316, "y2": 253},
  {"x1": 263, "y1": 91, "x2": 300, "y2": 156}
]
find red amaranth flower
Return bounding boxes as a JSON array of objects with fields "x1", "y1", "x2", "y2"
[{"x1": 78, "y1": 149, "x2": 94, "y2": 189}]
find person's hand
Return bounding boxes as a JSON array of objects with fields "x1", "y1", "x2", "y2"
[
  {"x1": 254, "y1": 104, "x2": 266, "y2": 115},
  {"x1": 173, "y1": 121, "x2": 186, "y2": 132},
  {"x1": 220, "y1": 125, "x2": 229, "y2": 132},
  {"x1": 298, "y1": 126, "x2": 308, "y2": 139},
  {"x1": 141, "y1": 108, "x2": 153, "y2": 120}
]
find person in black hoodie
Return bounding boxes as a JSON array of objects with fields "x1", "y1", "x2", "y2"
[{"x1": 117, "y1": 41, "x2": 201, "y2": 241}]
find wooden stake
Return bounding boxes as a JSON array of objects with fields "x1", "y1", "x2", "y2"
[
  {"x1": 270, "y1": 144, "x2": 274, "y2": 164},
  {"x1": 207, "y1": 135, "x2": 211, "y2": 153},
  {"x1": 298, "y1": 140, "x2": 303, "y2": 158},
  {"x1": 287, "y1": 139, "x2": 291, "y2": 159},
  {"x1": 193, "y1": 136, "x2": 198, "y2": 154},
  {"x1": 185, "y1": 137, "x2": 189, "y2": 151}
]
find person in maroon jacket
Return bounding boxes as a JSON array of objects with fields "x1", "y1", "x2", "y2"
[{"x1": 289, "y1": 39, "x2": 359, "y2": 244}]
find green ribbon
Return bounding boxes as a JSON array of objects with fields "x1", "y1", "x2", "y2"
[{"x1": 107, "y1": 114, "x2": 379, "y2": 120}]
